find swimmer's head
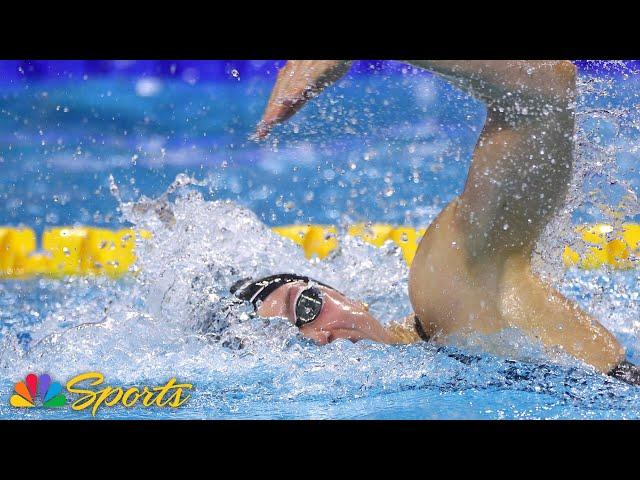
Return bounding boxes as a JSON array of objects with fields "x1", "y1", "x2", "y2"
[{"x1": 231, "y1": 274, "x2": 392, "y2": 344}]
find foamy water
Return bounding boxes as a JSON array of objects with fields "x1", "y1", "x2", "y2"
[
  {"x1": 1, "y1": 63, "x2": 639, "y2": 418},
  {"x1": 1, "y1": 183, "x2": 639, "y2": 419}
]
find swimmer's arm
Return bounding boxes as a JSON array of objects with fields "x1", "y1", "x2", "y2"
[
  {"x1": 256, "y1": 60, "x2": 576, "y2": 138},
  {"x1": 256, "y1": 60, "x2": 352, "y2": 139},
  {"x1": 405, "y1": 60, "x2": 576, "y2": 108}
]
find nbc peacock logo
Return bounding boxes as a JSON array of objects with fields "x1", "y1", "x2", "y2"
[{"x1": 10, "y1": 373, "x2": 67, "y2": 408}]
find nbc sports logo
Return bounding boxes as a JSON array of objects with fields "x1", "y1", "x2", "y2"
[{"x1": 10, "y1": 373, "x2": 67, "y2": 408}]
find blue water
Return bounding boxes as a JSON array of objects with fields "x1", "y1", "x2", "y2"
[{"x1": 1, "y1": 62, "x2": 639, "y2": 419}]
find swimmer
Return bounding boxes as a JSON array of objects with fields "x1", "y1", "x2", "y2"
[{"x1": 237, "y1": 60, "x2": 639, "y2": 386}]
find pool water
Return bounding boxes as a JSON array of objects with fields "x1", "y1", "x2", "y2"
[{"x1": 1, "y1": 62, "x2": 639, "y2": 419}]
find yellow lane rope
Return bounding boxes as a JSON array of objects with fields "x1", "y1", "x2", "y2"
[
  {"x1": 0, "y1": 223, "x2": 638, "y2": 279},
  {"x1": 0, "y1": 227, "x2": 152, "y2": 279},
  {"x1": 274, "y1": 223, "x2": 640, "y2": 269}
]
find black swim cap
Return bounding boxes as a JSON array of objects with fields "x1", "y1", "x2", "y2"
[{"x1": 230, "y1": 273, "x2": 334, "y2": 309}]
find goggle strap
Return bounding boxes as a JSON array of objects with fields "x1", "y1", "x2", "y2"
[{"x1": 231, "y1": 273, "x2": 334, "y2": 308}]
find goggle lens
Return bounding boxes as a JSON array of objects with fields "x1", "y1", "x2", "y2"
[{"x1": 295, "y1": 286, "x2": 323, "y2": 327}]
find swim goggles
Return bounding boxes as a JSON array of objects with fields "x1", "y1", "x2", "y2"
[{"x1": 230, "y1": 273, "x2": 335, "y2": 328}]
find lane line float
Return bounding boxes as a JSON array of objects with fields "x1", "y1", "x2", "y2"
[{"x1": 0, "y1": 223, "x2": 638, "y2": 279}]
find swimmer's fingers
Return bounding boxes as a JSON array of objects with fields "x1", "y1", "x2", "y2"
[{"x1": 255, "y1": 60, "x2": 352, "y2": 140}]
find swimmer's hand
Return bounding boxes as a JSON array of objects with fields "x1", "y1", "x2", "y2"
[{"x1": 255, "y1": 60, "x2": 352, "y2": 140}]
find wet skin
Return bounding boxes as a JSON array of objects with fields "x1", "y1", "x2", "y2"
[
  {"x1": 255, "y1": 280, "x2": 393, "y2": 345},
  {"x1": 256, "y1": 60, "x2": 627, "y2": 374}
]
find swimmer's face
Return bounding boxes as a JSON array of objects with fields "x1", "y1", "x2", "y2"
[{"x1": 255, "y1": 281, "x2": 392, "y2": 344}]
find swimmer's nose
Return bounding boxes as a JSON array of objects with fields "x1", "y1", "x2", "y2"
[{"x1": 301, "y1": 327, "x2": 333, "y2": 345}]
